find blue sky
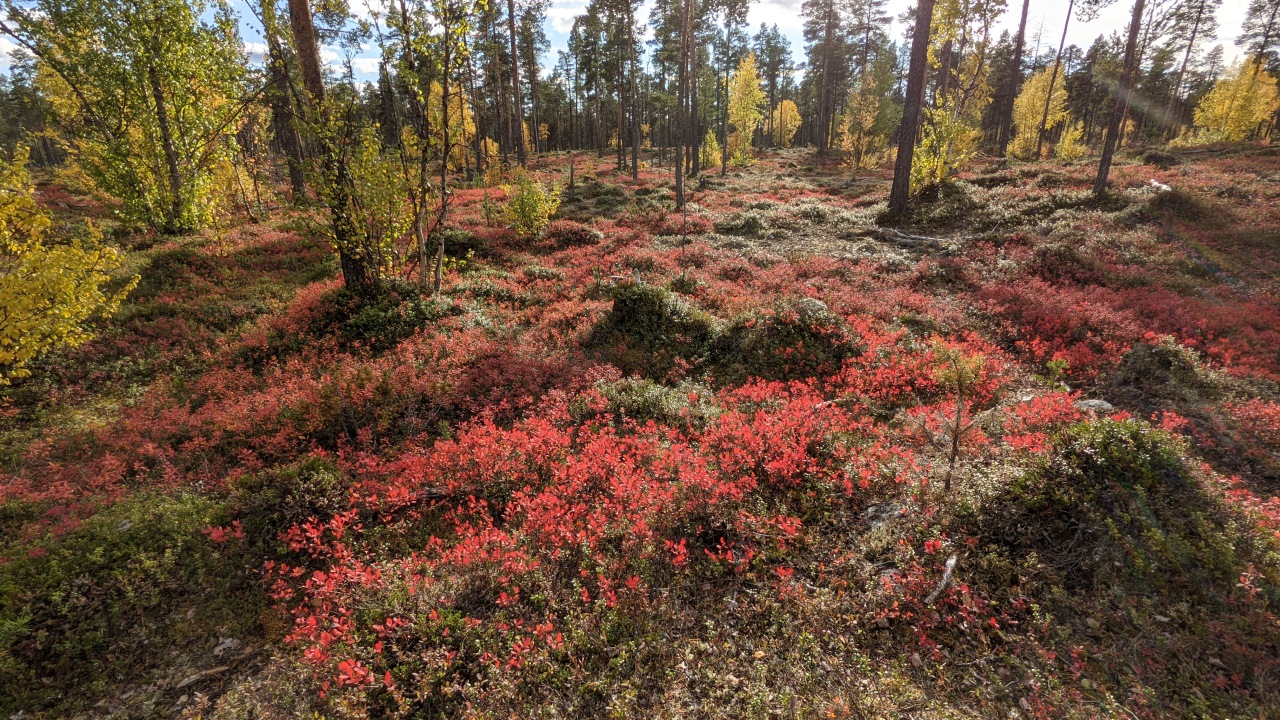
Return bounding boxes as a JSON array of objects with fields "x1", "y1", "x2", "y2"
[{"x1": 1, "y1": 0, "x2": 1253, "y2": 81}]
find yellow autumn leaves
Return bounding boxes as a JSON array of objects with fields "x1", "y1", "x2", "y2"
[{"x1": 0, "y1": 146, "x2": 135, "y2": 384}]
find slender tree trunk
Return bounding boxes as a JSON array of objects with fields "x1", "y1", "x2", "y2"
[
  {"x1": 721, "y1": 56, "x2": 729, "y2": 175},
  {"x1": 508, "y1": 0, "x2": 526, "y2": 166},
  {"x1": 997, "y1": 0, "x2": 1030, "y2": 156},
  {"x1": 468, "y1": 50, "x2": 486, "y2": 174},
  {"x1": 1095, "y1": 0, "x2": 1146, "y2": 195},
  {"x1": 1035, "y1": 0, "x2": 1073, "y2": 159},
  {"x1": 1161, "y1": 5, "x2": 1204, "y2": 137},
  {"x1": 888, "y1": 0, "x2": 935, "y2": 217},
  {"x1": 627, "y1": 0, "x2": 640, "y2": 180},
  {"x1": 675, "y1": 0, "x2": 691, "y2": 208},
  {"x1": 147, "y1": 63, "x2": 184, "y2": 232},
  {"x1": 435, "y1": 16, "x2": 453, "y2": 294},
  {"x1": 261, "y1": 0, "x2": 307, "y2": 201},
  {"x1": 691, "y1": 44, "x2": 701, "y2": 176},
  {"x1": 528, "y1": 48, "x2": 542, "y2": 155}
]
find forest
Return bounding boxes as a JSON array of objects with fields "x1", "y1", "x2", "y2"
[{"x1": 2, "y1": 0, "x2": 1280, "y2": 716}]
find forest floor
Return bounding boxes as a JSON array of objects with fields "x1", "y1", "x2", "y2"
[{"x1": 2, "y1": 145, "x2": 1280, "y2": 719}]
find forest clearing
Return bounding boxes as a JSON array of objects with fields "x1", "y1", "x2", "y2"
[{"x1": 2, "y1": 0, "x2": 1280, "y2": 717}]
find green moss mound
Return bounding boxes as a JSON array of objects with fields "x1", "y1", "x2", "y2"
[
  {"x1": 313, "y1": 280, "x2": 461, "y2": 353},
  {"x1": 589, "y1": 283, "x2": 715, "y2": 378},
  {"x1": 970, "y1": 419, "x2": 1280, "y2": 715},
  {"x1": 0, "y1": 493, "x2": 262, "y2": 715},
  {"x1": 709, "y1": 298, "x2": 859, "y2": 384},
  {"x1": 571, "y1": 377, "x2": 719, "y2": 431},
  {"x1": 229, "y1": 457, "x2": 351, "y2": 555}
]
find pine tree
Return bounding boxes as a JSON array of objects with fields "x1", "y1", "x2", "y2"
[{"x1": 1240, "y1": 0, "x2": 1280, "y2": 72}]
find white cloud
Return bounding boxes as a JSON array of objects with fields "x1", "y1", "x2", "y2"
[
  {"x1": 547, "y1": 0, "x2": 587, "y2": 34},
  {"x1": 0, "y1": 35, "x2": 17, "y2": 68},
  {"x1": 243, "y1": 41, "x2": 269, "y2": 64},
  {"x1": 351, "y1": 57, "x2": 381, "y2": 75}
]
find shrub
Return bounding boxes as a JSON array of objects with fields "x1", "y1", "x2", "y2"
[
  {"x1": 439, "y1": 226, "x2": 486, "y2": 259},
  {"x1": 522, "y1": 264, "x2": 565, "y2": 281},
  {"x1": 714, "y1": 210, "x2": 770, "y2": 237},
  {"x1": 1142, "y1": 150, "x2": 1179, "y2": 169},
  {"x1": 572, "y1": 377, "x2": 719, "y2": 430},
  {"x1": 503, "y1": 174, "x2": 561, "y2": 237},
  {"x1": 229, "y1": 457, "x2": 351, "y2": 555},
  {"x1": 311, "y1": 280, "x2": 460, "y2": 354},
  {"x1": 710, "y1": 298, "x2": 860, "y2": 384},
  {"x1": 544, "y1": 219, "x2": 603, "y2": 247},
  {"x1": 131, "y1": 245, "x2": 219, "y2": 299},
  {"x1": 651, "y1": 213, "x2": 714, "y2": 236},
  {"x1": 589, "y1": 282, "x2": 716, "y2": 378}
]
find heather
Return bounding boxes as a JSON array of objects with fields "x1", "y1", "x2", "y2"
[{"x1": 1, "y1": 147, "x2": 1279, "y2": 718}]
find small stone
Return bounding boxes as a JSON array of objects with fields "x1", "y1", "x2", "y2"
[{"x1": 1073, "y1": 399, "x2": 1115, "y2": 413}]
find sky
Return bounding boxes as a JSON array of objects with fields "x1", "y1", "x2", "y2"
[{"x1": 0, "y1": 0, "x2": 1255, "y2": 82}]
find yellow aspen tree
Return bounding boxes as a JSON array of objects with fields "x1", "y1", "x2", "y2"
[
  {"x1": 428, "y1": 81, "x2": 479, "y2": 171},
  {"x1": 837, "y1": 75, "x2": 883, "y2": 168},
  {"x1": 0, "y1": 146, "x2": 136, "y2": 383},
  {"x1": 1191, "y1": 58, "x2": 1280, "y2": 142},
  {"x1": 727, "y1": 53, "x2": 766, "y2": 165},
  {"x1": 770, "y1": 100, "x2": 802, "y2": 148},
  {"x1": 700, "y1": 129, "x2": 722, "y2": 169},
  {"x1": 1011, "y1": 67, "x2": 1068, "y2": 159},
  {"x1": 911, "y1": 0, "x2": 1002, "y2": 189}
]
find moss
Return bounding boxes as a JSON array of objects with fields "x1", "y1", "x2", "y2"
[
  {"x1": 572, "y1": 377, "x2": 719, "y2": 431},
  {"x1": 709, "y1": 298, "x2": 860, "y2": 384},
  {"x1": 714, "y1": 210, "x2": 770, "y2": 237},
  {"x1": 229, "y1": 457, "x2": 351, "y2": 555},
  {"x1": 589, "y1": 283, "x2": 716, "y2": 378},
  {"x1": 0, "y1": 493, "x2": 262, "y2": 715},
  {"x1": 131, "y1": 244, "x2": 220, "y2": 300}
]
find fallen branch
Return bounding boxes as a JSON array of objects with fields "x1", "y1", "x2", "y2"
[
  {"x1": 875, "y1": 228, "x2": 974, "y2": 246},
  {"x1": 925, "y1": 554, "x2": 958, "y2": 605}
]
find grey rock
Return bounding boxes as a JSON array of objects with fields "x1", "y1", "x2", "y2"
[{"x1": 1073, "y1": 399, "x2": 1115, "y2": 413}]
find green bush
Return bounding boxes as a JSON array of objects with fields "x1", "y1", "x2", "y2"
[
  {"x1": 504, "y1": 174, "x2": 561, "y2": 237},
  {"x1": 709, "y1": 298, "x2": 859, "y2": 384},
  {"x1": 572, "y1": 377, "x2": 719, "y2": 431},
  {"x1": 229, "y1": 457, "x2": 350, "y2": 555},
  {"x1": 589, "y1": 283, "x2": 716, "y2": 378},
  {"x1": 993, "y1": 419, "x2": 1277, "y2": 602},
  {"x1": 714, "y1": 210, "x2": 770, "y2": 237},
  {"x1": 544, "y1": 219, "x2": 603, "y2": 247},
  {"x1": 131, "y1": 244, "x2": 219, "y2": 299},
  {"x1": 0, "y1": 493, "x2": 259, "y2": 714},
  {"x1": 313, "y1": 280, "x2": 461, "y2": 353}
]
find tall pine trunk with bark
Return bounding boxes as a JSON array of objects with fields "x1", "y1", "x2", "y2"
[
  {"x1": 288, "y1": 0, "x2": 372, "y2": 288},
  {"x1": 1095, "y1": 0, "x2": 1145, "y2": 195},
  {"x1": 997, "y1": 0, "x2": 1030, "y2": 156},
  {"x1": 888, "y1": 0, "x2": 935, "y2": 217}
]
